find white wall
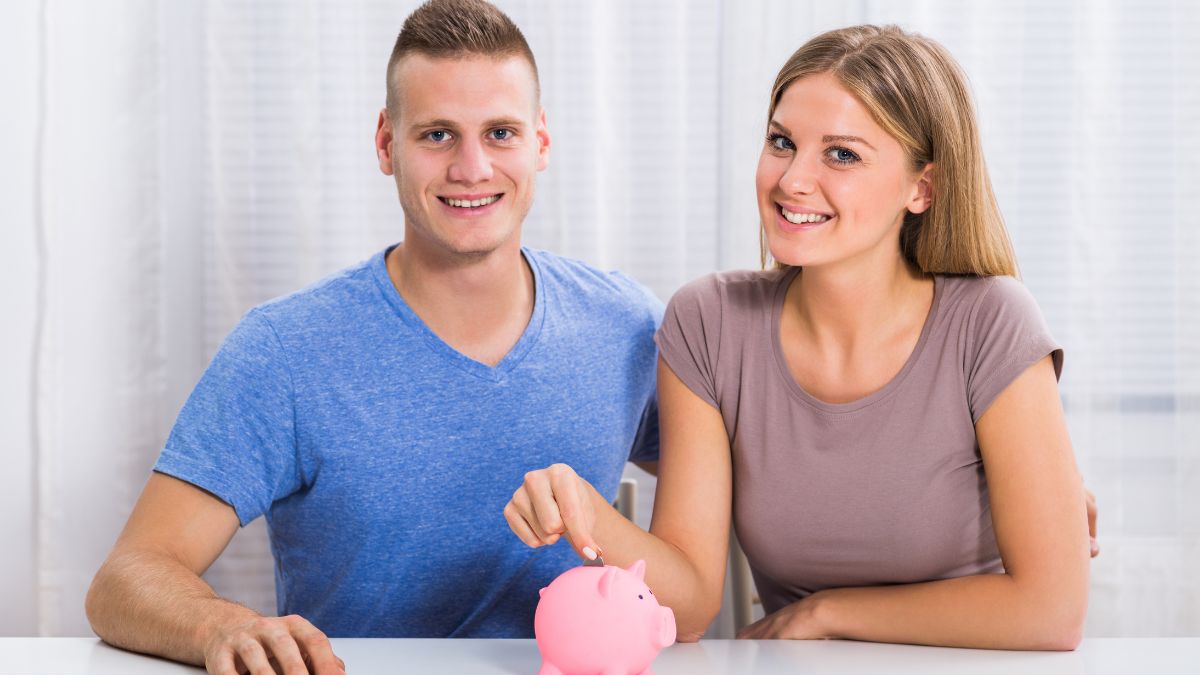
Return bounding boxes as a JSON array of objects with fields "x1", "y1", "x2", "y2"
[{"x1": 0, "y1": 0, "x2": 40, "y2": 638}]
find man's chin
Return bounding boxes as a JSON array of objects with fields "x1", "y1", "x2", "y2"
[{"x1": 438, "y1": 234, "x2": 519, "y2": 262}]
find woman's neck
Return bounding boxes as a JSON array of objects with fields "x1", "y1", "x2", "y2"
[{"x1": 786, "y1": 250, "x2": 931, "y2": 354}]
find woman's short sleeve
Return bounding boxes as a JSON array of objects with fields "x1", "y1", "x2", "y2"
[
  {"x1": 654, "y1": 275, "x2": 724, "y2": 409},
  {"x1": 966, "y1": 276, "x2": 1064, "y2": 424}
]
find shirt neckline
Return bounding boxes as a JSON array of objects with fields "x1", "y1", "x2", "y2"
[
  {"x1": 370, "y1": 244, "x2": 546, "y2": 382},
  {"x1": 769, "y1": 267, "x2": 942, "y2": 414}
]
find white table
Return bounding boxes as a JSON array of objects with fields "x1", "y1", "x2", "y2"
[{"x1": 1, "y1": 637, "x2": 1197, "y2": 674}]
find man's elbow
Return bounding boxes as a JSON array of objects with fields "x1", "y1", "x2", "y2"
[{"x1": 84, "y1": 564, "x2": 114, "y2": 639}]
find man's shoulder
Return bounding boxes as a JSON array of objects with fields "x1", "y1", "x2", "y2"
[
  {"x1": 526, "y1": 248, "x2": 663, "y2": 321},
  {"x1": 249, "y1": 251, "x2": 385, "y2": 335}
]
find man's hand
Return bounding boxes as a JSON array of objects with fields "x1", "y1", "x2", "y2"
[
  {"x1": 204, "y1": 614, "x2": 344, "y2": 675},
  {"x1": 504, "y1": 463, "x2": 603, "y2": 561},
  {"x1": 1086, "y1": 487, "x2": 1099, "y2": 558}
]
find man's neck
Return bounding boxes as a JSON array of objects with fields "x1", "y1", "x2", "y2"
[{"x1": 386, "y1": 236, "x2": 534, "y2": 366}]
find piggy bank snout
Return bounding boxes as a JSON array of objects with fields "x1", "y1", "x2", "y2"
[{"x1": 655, "y1": 606, "x2": 677, "y2": 648}]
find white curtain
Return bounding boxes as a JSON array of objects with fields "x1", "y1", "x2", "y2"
[{"x1": 2, "y1": 0, "x2": 1196, "y2": 638}]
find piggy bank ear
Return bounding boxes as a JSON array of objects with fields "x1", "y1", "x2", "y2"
[
  {"x1": 539, "y1": 587, "x2": 547, "y2": 597},
  {"x1": 598, "y1": 568, "x2": 619, "y2": 599},
  {"x1": 626, "y1": 559, "x2": 646, "y2": 580}
]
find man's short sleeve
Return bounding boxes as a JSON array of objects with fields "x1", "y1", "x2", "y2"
[
  {"x1": 619, "y1": 274, "x2": 664, "y2": 464},
  {"x1": 654, "y1": 275, "x2": 722, "y2": 409},
  {"x1": 626, "y1": 395, "x2": 660, "y2": 463},
  {"x1": 154, "y1": 309, "x2": 302, "y2": 526},
  {"x1": 966, "y1": 276, "x2": 1064, "y2": 424}
]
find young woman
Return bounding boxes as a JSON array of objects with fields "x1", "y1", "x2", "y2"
[{"x1": 505, "y1": 25, "x2": 1090, "y2": 650}]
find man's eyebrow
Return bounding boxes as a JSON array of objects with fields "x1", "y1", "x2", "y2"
[
  {"x1": 484, "y1": 117, "x2": 528, "y2": 128},
  {"x1": 408, "y1": 117, "x2": 529, "y2": 131},
  {"x1": 409, "y1": 118, "x2": 459, "y2": 132}
]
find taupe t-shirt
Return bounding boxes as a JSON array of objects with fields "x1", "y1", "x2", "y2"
[{"x1": 654, "y1": 269, "x2": 1062, "y2": 613}]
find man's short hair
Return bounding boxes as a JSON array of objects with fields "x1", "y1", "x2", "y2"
[{"x1": 385, "y1": 0, "x2": 540, "y2": 120}]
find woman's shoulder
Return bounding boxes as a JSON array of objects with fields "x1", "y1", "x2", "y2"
[
  {"x1": 669, "y1": 268, "x2": 790, "y2": 314},
  {"x1": 936, "y1": 273, "x2": 1044, "y2": 326}
]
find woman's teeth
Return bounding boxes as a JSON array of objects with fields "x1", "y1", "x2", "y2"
[
  {"x1": 781, "y1": 207, "x2": 831, "y2": 224},
  {"x1": 444, "y1": 195, "x2": 500, "y2": 208}
]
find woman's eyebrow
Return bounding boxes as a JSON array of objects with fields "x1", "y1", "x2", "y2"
[{"x1": 823, "y1": 134, "x2": 876, "y2": 151}]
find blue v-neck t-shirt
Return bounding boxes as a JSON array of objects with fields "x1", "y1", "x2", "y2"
[{"x1": 154, "y1": 246, "x2": 662, "y2": 637}]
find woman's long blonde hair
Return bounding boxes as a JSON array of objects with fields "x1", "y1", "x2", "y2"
[{"x1": 762, "y1": 25, "x2": 1017, "y2": 277}]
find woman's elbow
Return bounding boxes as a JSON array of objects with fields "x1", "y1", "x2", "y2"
[
  {"x1": 1027, "y1": 622, "x2": 1084, "y2": 651},
  {"x1": 673, "y1": 599, "x2": 722, "y2": 643},
  {"x1": 1022, "y1": 586, "x2": 1088, "y2": 651}
]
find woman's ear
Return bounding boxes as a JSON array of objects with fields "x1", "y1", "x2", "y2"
[{"x1": 907, "y1": 163, "x2": 935, "y2": 215}]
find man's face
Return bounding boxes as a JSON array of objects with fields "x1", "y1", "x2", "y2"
[{"x1": 376, "y1": 54, "x2": 549, "y2": 260}]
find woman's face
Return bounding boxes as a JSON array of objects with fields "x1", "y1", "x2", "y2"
[{"x1": 756, "y1": 72, "x2": 932, "y2": 270}]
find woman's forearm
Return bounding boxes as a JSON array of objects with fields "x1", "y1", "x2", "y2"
[
  {"x1": 813, "y1": 571, "x2": 1088, "y2": 651},
  {"x1": 587, "y1": 484, "x2": 723, "y2": 641}
]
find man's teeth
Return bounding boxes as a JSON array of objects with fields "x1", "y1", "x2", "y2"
[
  {"x1": 781, "y1": 208, "x2": 831, "y2": 224},
  {"x1": 445, "y1": 195, "x2": 500, "y2": 208}
]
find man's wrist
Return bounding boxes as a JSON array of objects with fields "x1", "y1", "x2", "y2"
[{"x1": 193, "y1": 597, "x2": 259, "y2": 660}]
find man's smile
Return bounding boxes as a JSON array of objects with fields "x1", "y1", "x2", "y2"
[{"x1": 438, "y1": 193, "x2": 504, "y2": 209}]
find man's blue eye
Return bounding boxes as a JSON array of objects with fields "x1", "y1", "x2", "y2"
[
  {"x1": 428, "y1": 130, "x2": 449, "y2": 142},
  {"x1": 492, "y1": 129, "x2": 512, "y2": 141}
]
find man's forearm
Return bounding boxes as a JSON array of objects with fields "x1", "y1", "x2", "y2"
[
  {"x1": 86, "y1": 548, "x2": 261, "y2": 665},
  {"x1": 814, "y1": 572, "x2": 1087, "y2": 651}
]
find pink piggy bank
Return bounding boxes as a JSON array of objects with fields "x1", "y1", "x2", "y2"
[{"x1": 534, "y1": 559, "x2": 676, "y2": 675}]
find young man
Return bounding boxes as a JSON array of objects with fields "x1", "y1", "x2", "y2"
[{"x1": 85, "y1": 1, "x2": 660, "y2": 672}]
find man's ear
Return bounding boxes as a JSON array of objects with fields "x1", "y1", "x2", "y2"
[
  {"x1": 376, "y1": 109, "x2": 395, "y2": 176},
  {"x1": 907, "y1": 162, "x2": 935, "y2": 215},
  {"x1": 535, "y1": 107, "x2": 550, "y2": 172}
]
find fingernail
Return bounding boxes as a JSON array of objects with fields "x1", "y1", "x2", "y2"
[{"x1": 582, "y1": 546, "x2": 597, "y2": 560}]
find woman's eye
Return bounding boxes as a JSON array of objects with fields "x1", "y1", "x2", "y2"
[
  {"x1": 827, "y1": 147, "x2": 860, "y2": 165},
  {"x1": 766, "y1": 133, "x2": 794, "y2": 152}
]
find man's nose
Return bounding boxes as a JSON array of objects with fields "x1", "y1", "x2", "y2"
[{"x1": 447, "y1": 137, "x2": 495, "y2": 185}]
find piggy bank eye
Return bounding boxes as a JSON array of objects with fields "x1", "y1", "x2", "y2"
[{"x1": 638, "y1": 594, "x2": 644, "y2": 600}]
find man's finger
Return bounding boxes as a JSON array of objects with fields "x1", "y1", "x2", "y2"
[
  {"x1": 233, "y1": 638, "x2": 275, "y2": 675},
  {"x1": 1086, "y1": 490, "x2": 1098, "y2": 535},
  {"x1": 262, "y1": 627, "x2": 308, "y2": 675},
  {"x1": 1085, "y1": 489, "x2": 1099, "y2": 557},
  {"x1": 207, "y1": 648, "x2": 239, "y2": 675},
  {"x1": 289, "y1": 620, "x2": 342, "y2": 675}
]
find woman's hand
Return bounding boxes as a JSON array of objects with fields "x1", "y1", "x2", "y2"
[
  {"x1": 504, "y1": 463, "x2": 604, "y2": 561},
  {"x1": 736, "y1": 593, "x2": 829, "y2": 640}
]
